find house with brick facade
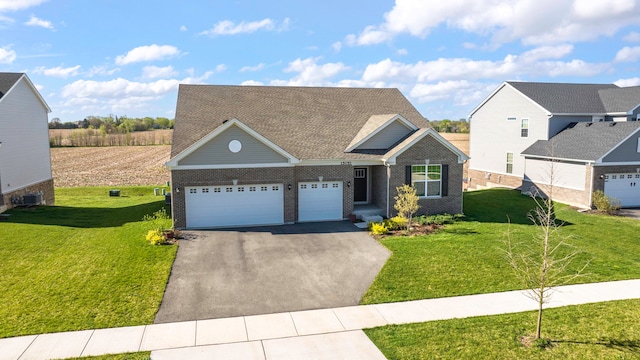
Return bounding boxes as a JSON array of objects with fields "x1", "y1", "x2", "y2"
[
  {"x1": 166, "y1": 85, "x2": 468, "y2": 229},
  {"x1": 468, "y1": 81, "x2": 640, "y2": 208},
  {"x1": 0, "y1": 73, "x2": 54, "y2": 212}
]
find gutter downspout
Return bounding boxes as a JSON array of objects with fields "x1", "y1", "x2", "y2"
[{"x1": 384, "y1": 161, "x2": 391, "y2": 218}]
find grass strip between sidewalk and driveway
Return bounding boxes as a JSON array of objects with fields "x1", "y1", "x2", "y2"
[
  {"x1": 0, "y1": 187, "x2": 177, "y2": 339},
  {"x1": 361, "y1": 188, "x2": 640, "y2": 304},
  {"x1": 366, "y1": 298, "x2": 640, "y2": 359}
]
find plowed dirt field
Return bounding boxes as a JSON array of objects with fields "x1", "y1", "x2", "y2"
[{"x1": 51, "y1": 146, "x2": 171, "y2": 187}]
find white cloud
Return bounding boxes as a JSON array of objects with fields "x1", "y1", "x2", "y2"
[
  {"x1": 624, "y1": 31, "x2": 640, "y2": 42},
  {"x1": 332, "y1": 41, "x2": 342, "y2": 52},
  {"x1": 199, "y1": 18, "x2": 289, "y2": 36},
  {"x1": 271, "y1": 57, "x2": 349, "y2": 86},
  {"x1": 240, "y1": 63, "x2": 265, "y2": 72},
  {"x1": 86, "y1": 65, "x2": 120, "y2": 77},
  {"x1": 0, "y1": 0, "x2": 48, "y2": 12},
  {"x1": 397, "y1": 48, "x2": 408, "y2": 55},
  {"x1": 361, "y1": 46, "x2": 606, "y2": 83},
  {"x1": 180, "y1": 25, "x2": 187, "y2": 32},
  {"x1": 0, "y1": 45, "x2": 16, "y2": 63},
  {"x1": 25, "y1": 15, "x2": 53, "y2": 29},
  {"x1": 33, "y1": 65, "x2": 80, "y2": 78},
  {"x1": 214, "y1": 64, "x2": 227, "y2": 73},
  {"x1": 115, "y1": 44, "x2": 183, "y2": 65},
  {"x1": 240, "y1": 80, "x2": 265, "y2": 86},
  {"x1": 142, "y1": 65, "x2": 178, "y2": 79},
  {"x1": 615, "y1": 77, "x2": 640, "y2": 87},
  {"x1": 615, "y1": 46, "x2": 640, "y2": 62},
  {"x1": 346, "y1": 0, "x2": 640, "y2": 47}
]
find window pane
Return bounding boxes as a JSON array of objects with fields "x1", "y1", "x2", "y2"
[
  {"x1": 506, "y1": 163, "x2": 513, "y2": 174},
  {"x1": 427, "y1": 181, "x2": 440, "y2": 196},
  {"x1": 412, "y1": 165, "x2": 426, "y2": 181},
  {"x1": 427, "y1": 165, "x2": 441, "y2": 180},
  {"x1": 506, "y1": 153, "x2": 513, "y2": 162},
  {"x1": 414, "y1": 182, "x2": 425, "y2": 196}
]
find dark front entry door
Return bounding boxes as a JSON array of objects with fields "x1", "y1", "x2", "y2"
[{"x1": 354, "y1": 167, "x2": 368, "y2": 203}]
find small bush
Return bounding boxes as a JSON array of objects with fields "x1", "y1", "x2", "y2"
[
  {"x1": 146, "y1": 230, "x2": 166, "y2": 245},
  {"x1": 416, "y1": 213, "x2": 463, "y2": 225},
  {"x1": 389, "y1": 216, "x2": 408, "y2": 229},
  {"x1": 370, "y1": 222, "x2": 388, "y2": 235},
  {"x1": 592, "y1": 190, "x2": 620, "y2": 214}
]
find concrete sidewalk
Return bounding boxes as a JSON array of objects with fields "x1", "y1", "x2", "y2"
[{"x1": 2, "y1": 279, "x2": 640, "y2": 360}]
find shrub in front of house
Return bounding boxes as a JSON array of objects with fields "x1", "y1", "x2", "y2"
[{"x1": 592, "y1": 190, "x2": 620, "y2": 215}]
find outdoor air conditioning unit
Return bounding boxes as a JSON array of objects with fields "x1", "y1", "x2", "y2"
[{"x1": 23, "y1": 192, "x2": 43, "y2": 206}]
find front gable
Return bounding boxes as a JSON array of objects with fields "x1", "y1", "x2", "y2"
[
  {"x1": 384, "y1": 128, "x2": 469, "y2": 165},
  {"x1": 167, "y1": 118, "x2": 299, "y2": 169},
  {"x1": 600, "y1": 129, "x2": 640, "y2": 163},
  {"x1": 345, "y1": 114, "x2": 417, "y2": 152}
]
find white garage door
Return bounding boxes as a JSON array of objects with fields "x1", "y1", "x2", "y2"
[
  {"x1": 185, "y1": 184, "x2": 284, "y2": 228},
  {"x1": 604, "y1": 173, "x2": 640, "y2": 207},
  {"x1": 298, "y1": 181, "x2": 343, "y2": 222}
]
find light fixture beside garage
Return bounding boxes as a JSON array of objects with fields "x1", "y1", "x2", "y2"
[
  {"x1": 318, "y1": 176, "x2": 323, "y2": 182},
  {"x1": 347, "y1": 181, "x2": 351, "y2": 188},
  {"x1": 288, "y1": 184, "x2": 292, "y2": 190},
  {"x1": 228, "y1": 139, "x2": 242, "y2": 153},
  {"x1": 232, "y1": 179, "x2": 238, "y2": 185}
]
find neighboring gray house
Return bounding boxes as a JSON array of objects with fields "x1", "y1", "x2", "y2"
[
  {"x1": 0, "y1": 72, "x2": 54, "y2": 212},
  {"x1": 468, "y1": 81, "x2": 640, "y2": 208},
  {"x1": 166, "y1": 85, "x2": 468, "y2": 229}
]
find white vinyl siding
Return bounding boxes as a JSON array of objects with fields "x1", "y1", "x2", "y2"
[
  {"x1": 0, "y1": 77, "x2": 52, "y2": 194},
  {"x1": 524, "y1": 159, "x2": 586, "y2": 190}
]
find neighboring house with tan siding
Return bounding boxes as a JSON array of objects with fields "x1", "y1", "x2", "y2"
[
  {"x1": 468, "y1": 81, "x2": 640, "y2": 208},
  {"x1": 166, "y1": 85, "x2": 468, "y2": 229},
  {"x1": 0, "y1": 72, "x2": 54, "y2": 212}
]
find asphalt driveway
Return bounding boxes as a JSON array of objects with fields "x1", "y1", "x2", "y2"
[{"x1": 154, "y1": 221, "x2": 391, "y2": 323}]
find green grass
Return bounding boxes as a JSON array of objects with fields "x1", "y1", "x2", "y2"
[
  {"x1": 65, "y1": 352, "x2": 151, "y2": 360},
  {"x1": 0, "y1": 187, "x2": 177, "y2": 339},
  {"x1": 366, "y1": 299, "x2": 640, "y2": 359},
  {"x1": 362, "y1": 188, "x2": 640, "y2": 304}
]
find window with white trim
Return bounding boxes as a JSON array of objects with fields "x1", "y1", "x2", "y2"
[
  {"x1": 411, "y1": 164, "x2": 441, "y2": 197},
  {"x1": 637, "y1": 137, "x2": 640, "y2": 153},
  {"x1": 521, "y1": 119, "x2": 529, "y2": 137},
  {"x1": 506, "y1": 152, "x2": 514, "y2": 174}
]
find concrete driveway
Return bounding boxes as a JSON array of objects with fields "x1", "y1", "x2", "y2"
[{"x1": 154, "y1": 221, "x2": 390, "y2": 324}]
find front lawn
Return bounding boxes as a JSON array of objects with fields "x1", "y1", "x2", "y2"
[
  {"x1": 362, "y1": 188, "x2": 640, "y2": 304},
  {"x1": 366, "y1": 298, "x2": 640, "y2": 359},
  {"x1": 0, "y1": 187, "x2": 177, "y2": 339}
]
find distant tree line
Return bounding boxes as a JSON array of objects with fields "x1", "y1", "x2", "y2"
[
  {"x1": 49, "y1": 115, "x2": 174, "y2": 132},
  {"x1": 427, "y1": 119, "x2": 469, "y2": 133}
]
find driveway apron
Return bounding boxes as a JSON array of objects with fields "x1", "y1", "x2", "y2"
[{"x1": 154, "y1": 221, "x2": 390, "y2": 323}]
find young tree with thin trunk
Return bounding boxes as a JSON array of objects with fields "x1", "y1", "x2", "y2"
[
  {"x1": 394, "y1": 184, "x2": 421, "y2": 231},
  {"x1": 504, "y1": 158, "x2": 589, "y2": 344}
]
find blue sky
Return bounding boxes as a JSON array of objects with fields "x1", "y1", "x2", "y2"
[{"x1": 1, "y1": 0, "x2": 640, "y2": 122}]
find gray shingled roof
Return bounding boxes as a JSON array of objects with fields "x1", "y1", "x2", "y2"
[
  {"x1": 522, "y1": 122, "x2": 640, "y2": 161},
  {"x1": 598, "y1": 86, "x2": 640, "y2": 113},
  {"x1": 0, "y1": 72, "x2": 23, "y2": 100},
  {"x1": 507, "y1": 81, "x2": 618, "y2": 114},
  {"x1": 171, "y1": 85, "x2": 429, "y2": 160}
]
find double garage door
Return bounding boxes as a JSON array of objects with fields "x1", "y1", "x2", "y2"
[
  {"x1": 604, "y1": 173, "x2": 640, "y2": 207},
  {"x1": 185, "y1": 184, "x2": 284, "y2": 228},
  {"x1": 184, "y1": 181, "x2": 344, "y2": 228}
]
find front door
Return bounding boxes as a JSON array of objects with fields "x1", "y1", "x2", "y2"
[{"x1": 354, "y1": 167, "x2": 368, "y2": 203}]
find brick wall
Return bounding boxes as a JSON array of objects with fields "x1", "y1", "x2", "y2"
[
  {"x1": 390, "y1": 135, "x2": 464, "y2": 216},
  {"x1": 370, "y1": 165, "x2": 388, "y2": 214},
  {"x1": 1, "y1": 178, "x2": 55, "y2": 210},
  {"x1": 170, "y1": 165, "x2": 353, "y2": 228},
  {"x1": 468, "y1": 169, "x2": 524, "y2": 190}
]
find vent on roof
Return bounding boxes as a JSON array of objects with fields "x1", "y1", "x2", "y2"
[
  {"x1": 586, "y1": 123, "x2": 592, "y2": 127},
  {"x1": 609, "y1": 122, "x2": 616, "y2": 127},
  {"x1": 222, "y1": 119, "x2": 228, "y2": 124}
]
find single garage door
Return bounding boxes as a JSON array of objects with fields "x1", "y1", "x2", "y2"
[
  {"x1": 298, "y1": 181, "x2": 343, "y2": 222},
  {"x1": 604, "y1": 173, "x2": 640, "y2": 207},
  {"x1": 185, "y1": 184, "x2": 284, "y2": 228}
]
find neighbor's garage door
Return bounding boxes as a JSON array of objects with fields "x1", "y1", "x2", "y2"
[
  {"x1": 604, "y1": 173, "x2": 640, "y2": 207},
  {"x1": 298, "y1": 181, "x2": 343, "y2": 222},
  {"x1": 185, "y1": 184, "x2": 284, "y2": 228}
]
